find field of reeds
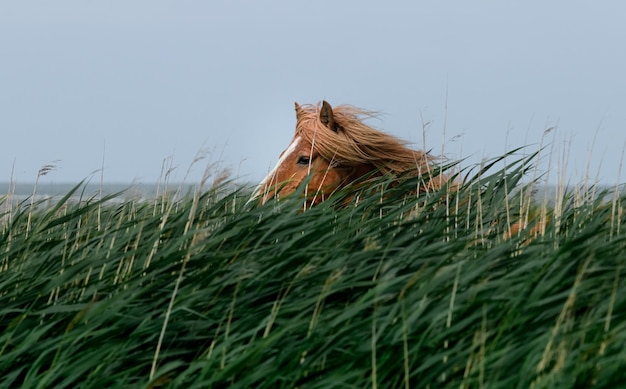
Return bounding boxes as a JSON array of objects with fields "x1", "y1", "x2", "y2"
[{"x1": 1, "y1": 152, "x2": 625, "y2": 388}]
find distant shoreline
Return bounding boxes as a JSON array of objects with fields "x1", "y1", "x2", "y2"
[
  {"x1": 1, "y1": 182, "x2": 179, "y2": 197},
  {"x1": 1, "y1": 181, "x2": 622, "y2": 207},
  {"x1": 0, "y1": 182, "x2": 254, "y2": 205}
]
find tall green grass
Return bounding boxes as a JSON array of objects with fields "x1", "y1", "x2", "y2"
[{"x1": 1, "y1": 153, "x2": 625, "y2": 388}]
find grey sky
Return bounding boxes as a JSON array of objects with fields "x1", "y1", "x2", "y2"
[{"x1": 1, "y1": 1, "x2": 625, "y2": 186}]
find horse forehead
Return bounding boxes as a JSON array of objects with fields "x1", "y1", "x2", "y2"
[
  {"x1": 267, "y1": 136, "x2": 301, "y2": 176},
  {"x1": 255, "y1": 136, "x2": 302, "y2": 189},
  {"x1": 280, "y1": 136, "x2": 302, "y2": 159}
]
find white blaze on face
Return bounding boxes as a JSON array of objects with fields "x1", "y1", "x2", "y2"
[{"x1": 250, "y1": 136, "x2": 301, "y2": 203}]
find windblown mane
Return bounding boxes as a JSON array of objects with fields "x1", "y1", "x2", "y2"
[{"x1": 296, "y1": 103, "x2": 434, "y2": 177}]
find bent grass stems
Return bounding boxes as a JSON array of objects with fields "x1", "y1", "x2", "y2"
[{"x1": 1, "y1": 148, "x2": 625, "y2": 388}]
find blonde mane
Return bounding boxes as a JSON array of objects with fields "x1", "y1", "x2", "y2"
[{"x1": 295, "y1": 103, "x2": 434, "y2": 177}]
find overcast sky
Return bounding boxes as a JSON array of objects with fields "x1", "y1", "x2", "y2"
[{"x1": 1, "y1": 1, "x2": 625, "y2": 187}]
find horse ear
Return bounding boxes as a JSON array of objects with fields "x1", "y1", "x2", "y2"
[
  {"x1": 320, "y1": 100, "x2": 339, "y2": 133},
  {"x1": 295, "y1": 102, "x2": 308, "y2": 123}
]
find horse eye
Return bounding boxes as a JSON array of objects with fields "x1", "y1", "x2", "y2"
[{"x1": 296, "y1": 156, "x2": 310, "y2": 165}]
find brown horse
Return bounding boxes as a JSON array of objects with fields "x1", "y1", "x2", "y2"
[{"x1": 253, "y1": 101, "x2": 452, "y2": 206}]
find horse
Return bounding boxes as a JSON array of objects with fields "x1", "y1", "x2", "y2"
[{"x1": 252, "y1": 101, "x2": 452, "y2": 207}]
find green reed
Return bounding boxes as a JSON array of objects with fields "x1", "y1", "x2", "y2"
[{"x1": 1, "y1": 153, "x2": 625, "y2": 388}]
